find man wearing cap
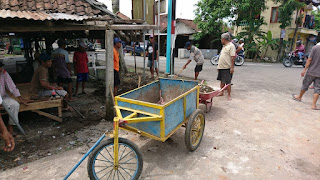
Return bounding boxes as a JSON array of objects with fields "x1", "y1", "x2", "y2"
[
  {"x1": 0, "y1": 62, "x2": 30, "y2": 134},
  {"x1": 52, "y1": 39, "x2": 74, "y2": 101},
  {"x1": 31, "y1": 54, "x2": 68, "y2": 101},
  {"x1": 73, "y1": 42, "x2": 89, "y2": 95},
  {"x1": 183, "y1": 42, "x2": 204, "y2": 80},
  {"x1": 145, "y1": 35, "x2": 159, "y2": 79},
  {"x1": 113, "y1": 37, "x2": 121, "y2": 95}
]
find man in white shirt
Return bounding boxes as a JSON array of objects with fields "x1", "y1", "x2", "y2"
[{"x1": 217, "y1": 33, "x2": 236, "y2": 100}]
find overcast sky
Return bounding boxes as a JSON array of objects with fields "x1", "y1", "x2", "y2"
[{"x1": 97, "y1": 0, "x2": 200, "y2": 20}]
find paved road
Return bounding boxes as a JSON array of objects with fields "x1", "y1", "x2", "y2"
[{"x1": 1, "y1": 56, "x2": 319, "y2": 180}]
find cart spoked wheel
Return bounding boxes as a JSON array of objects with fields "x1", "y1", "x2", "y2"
[
  {"x1": 185, "y1": 109, "x2": 205, "y2": 152},
  {"x1": 87, "y1": 138, "x2": 143, "y2": 180}
]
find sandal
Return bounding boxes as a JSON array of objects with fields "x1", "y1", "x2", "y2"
[
  {"x1": 292, "y1": 94, "x2": 301, "y2": 102},
  {"x1": 312, "y1": 107, "x2": 320, "y2": 110}
]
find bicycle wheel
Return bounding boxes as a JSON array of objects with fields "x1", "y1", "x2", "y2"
[
  {"x1": 185, "y1": 109, "x2": 205, "y2": 152},
  {"x1": 87, "y1": 138, "x2": 143, "y2": 180}
]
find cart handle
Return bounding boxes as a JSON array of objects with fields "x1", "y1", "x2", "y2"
[{"x1": 219, "y1": 84, "x2": 232, "y2": 92}]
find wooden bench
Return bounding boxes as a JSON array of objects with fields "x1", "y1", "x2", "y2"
[{"x1": 1, "y1": 83, "x2": 63, "y2": 122}]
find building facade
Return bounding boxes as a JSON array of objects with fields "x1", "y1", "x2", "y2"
[{"x1": 234, "y1": 0, "x2": 318, "y2": 58}]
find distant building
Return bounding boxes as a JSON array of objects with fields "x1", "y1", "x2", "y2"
[{"x1": 234, "y1": 0, "x2": 318, "y2": 58}]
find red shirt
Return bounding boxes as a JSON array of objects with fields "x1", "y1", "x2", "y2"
[{"x1": 73, "y1": 51, "x2": 89, "y2": 73}]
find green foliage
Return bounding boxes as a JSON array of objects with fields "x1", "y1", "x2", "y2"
[
  {"x1": 259, "y1": 31, "x2": 279, "y2": 58},
  {"x1": 274, "y1": 0, "x2": 305, "y2": 29},
  {"x1": 194, "y1": 0, "x2": 233, "y2": 42},
  {"x1": 312, "y1": 8, "x2": 320, "y2": 30}
]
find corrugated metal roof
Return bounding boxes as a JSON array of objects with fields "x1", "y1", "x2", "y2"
[{"x1": 0, "y1": 10, "x2": 90, "y2": 21}]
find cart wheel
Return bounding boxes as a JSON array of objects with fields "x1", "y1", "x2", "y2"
[
  {"x1": 185, "y1": 109, "x2": 205, "y2": 152},
  {"x1": 87, "y1": 138, "x2": 143, "y2": 180}
]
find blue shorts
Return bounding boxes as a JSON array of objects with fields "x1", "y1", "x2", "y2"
[
  {"x1": 147, "y1": 60, "x2": 158, "y2": 68},
  {"x1": 77, "y1": 73, "x2": 89, "y2": 82}
]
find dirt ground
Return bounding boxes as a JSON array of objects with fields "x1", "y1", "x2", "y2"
[{"x1": 0, "y1": 68, "x2": 156, "y2": 171}]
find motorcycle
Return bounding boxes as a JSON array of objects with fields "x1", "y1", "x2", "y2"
[
  {"x1": 283, "y1": 51, "x2": 307, "y2": 68},
  {"x1": 210, "y1": 51, "x2": 245, "y2": 66}
]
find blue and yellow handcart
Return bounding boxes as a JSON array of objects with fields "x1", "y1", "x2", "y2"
[{"x1": 64, "y1": 79, "x2": 205, "y2": 180}]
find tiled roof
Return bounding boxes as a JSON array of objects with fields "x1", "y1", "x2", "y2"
[
  {"x1": 116, "y1": 11, "x2": 130, "y2": 20},
  {"x1": 159, "y1": 15, "x2": 201, "y2": 33},
  {"x1": 0, "y1": 0, "x2": 115, "y2": 17},
  {"x1": 160, "y1": 14, "x2": 168, "y2": 32},
  {"x1": 176, "y1": 18, "x2": 201, "y2": 32},
  {"x1": 0, "y1": 9, "x2": 90, "y2": 21}
]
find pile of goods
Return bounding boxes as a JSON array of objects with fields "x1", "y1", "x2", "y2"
[{"x1": 200, "y1": 85, "x2": 215, "y2": 94}]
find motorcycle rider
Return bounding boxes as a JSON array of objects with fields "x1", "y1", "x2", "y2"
[
  {"x1": 294, "y1": 40, "x2": 305, "y2": 60},
  {"x1": 238, "y1": 38, "x2": 245, "y2": 55}
]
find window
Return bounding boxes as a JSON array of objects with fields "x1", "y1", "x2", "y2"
[{"x1": 271, "y1": 7, "x2": 280, "y2": 23}]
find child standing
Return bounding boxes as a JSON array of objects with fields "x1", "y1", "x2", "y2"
[{"x1": 73, "y1": 42, "x2": 89, "y2": 95}]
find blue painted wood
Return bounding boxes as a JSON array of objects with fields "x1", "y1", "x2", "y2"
[
  {"x1": 185, "y1": 91, "x2": 197, "y2": 118},
  {"x1": 164, "y1": 98, "x2": 184, "y2": 136},
  {"x1": 117, "y1": 79, "x2": 198, "y2": 139}
]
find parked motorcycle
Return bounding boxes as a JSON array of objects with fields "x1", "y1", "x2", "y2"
[
  {"x1": 283, "y1": 52, "x2": 307, "y2": 68},
  {"x1": 210, "y1": 51, "x2": 245, "y2": 66}
]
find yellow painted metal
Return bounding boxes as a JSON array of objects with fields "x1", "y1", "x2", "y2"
[
  {"x1": 116, "y1": 97, "x2": 163, "y2": 109},
  {"x1": 113, "y1": 118, "x2": 119, "y2": 168},
  {"x1": 115, "y1": 106, "x2": 162, "y2": 118},
  {"x1": 183, "y1": 97, "x2": 186, "y2": 120},
  {"x1": 160, "y1": 109, "x2": 165, "y2": 139},
  {"x1": 115, "y1": 107, "x2": 123, "y2": 119},
  {"x1": 126, "y1": 117, "x2": 163, "y2": 123},
  {"x1": 163, "y1": 86, "x2": 198, "y2": 108},
  {"x1": 196, "y1": 86, "x2": 200, "y2": 109},
  {"x1": 124, "y1": 112, "x2": 138, "y2": 119},
  {"x1": 120, "y1": 126, "x2": 163, "y2": 141},
  {"x1": 191, "y1": 113, "x2": 204, "y2": 147}
]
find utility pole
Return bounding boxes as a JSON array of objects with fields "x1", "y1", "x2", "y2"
[
  {"x1": 105, "y1": 30, "x2": 114, "y2": 120},
  {"x1": 157, "y1": 0, "x2": 161, "y2": 72},
  {"x1": 143, "y1": 0, "x2": 146, "y2": 81},
  {"x1": 171, "y1": 0, "x2": 176, "y2": 75},
  {"x1": 165, "y1": 0, "x2": 173, "y2": 74}
]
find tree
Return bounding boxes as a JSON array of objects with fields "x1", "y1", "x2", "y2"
[
  {"x1": 195, "y1": 0, "x2": 268, "y2": 58},
  {"x1": 194, "y1": 0, "x2": 234, "y2": 48},
  {"x1": 233, "y1": 0, "x2": 268, "y2": 59},
  {"x1": 311, "y1": 7, "x2": 320, "y2": 30},
  {"x1": 259, "y1": 31, "x2": 279, "y2": 59},
  {"x1": 273, "y1": 0, "x2": 305, "y2": 60}
]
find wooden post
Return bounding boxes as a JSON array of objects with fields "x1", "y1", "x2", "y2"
[{"x1": 105, "y1": 30, "x2": 115, "y2": 120}]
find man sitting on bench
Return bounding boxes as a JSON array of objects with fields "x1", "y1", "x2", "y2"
[
  {"x1": 31, "y1": 53, "x2": 68, "y2": 108},
  {"x1": 0, "y1": 62, "x2": 30, "y2": 135}
]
